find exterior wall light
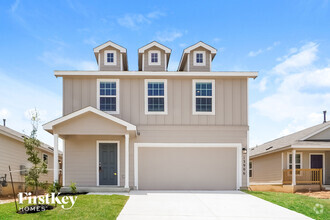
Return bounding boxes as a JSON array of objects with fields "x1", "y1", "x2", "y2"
[{"x1": 242, "y1": 148, "x2": 247, "y2": 154}]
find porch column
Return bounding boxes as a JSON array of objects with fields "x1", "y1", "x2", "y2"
[
  {"x1": 292, "y1": 149, "x2": 296, "y2": 185},
  {"x1": 54, "y1": 134, "x2": 59, "y2": 183},
  {"x1": 125, "y1": 134, "x2": 129, "y2": 188}
]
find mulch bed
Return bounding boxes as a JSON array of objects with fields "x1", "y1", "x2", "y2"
[
  {"x1": 58, "y1": 192, "x2": 88, "y2": 196},
  {"x1": 17, "y1": 205, "x2": 54, "y2": 214},
  {"x1": 296, "y1": 191, "x2": 330, "y2": 199}
]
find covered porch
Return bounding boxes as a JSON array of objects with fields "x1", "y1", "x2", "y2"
[{"x1": 43, "y1": 106, "x2": 136, "y2": 191}]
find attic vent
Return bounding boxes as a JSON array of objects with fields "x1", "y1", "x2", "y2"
[{"x1": 266, "y1": 146, "x2": 273, "y2": 151}]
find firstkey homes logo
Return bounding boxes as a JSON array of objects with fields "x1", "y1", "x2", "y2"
[{"x1": 18, "y1": 192, "x2": 78, "y2": 211}]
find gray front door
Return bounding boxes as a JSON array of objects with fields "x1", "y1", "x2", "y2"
[{"x1": 99, "y1": 143, "x2": 117, "y2": 185}]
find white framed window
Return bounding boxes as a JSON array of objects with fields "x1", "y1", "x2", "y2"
[
  {"x1": 193, "y1": 51, "x2": 206, "y2": 66},
  {"x1": 192, "y1": 79, "x2": 215, "y2": 115},
  {"x1": 145, "y1": 79, "x2": 167, "y2": 115},
  {"x1": 42, "y1": 153, "x2": 48, "y2": 166},
  {"x1": 97, "y1": 79, "x2": 120, "y2": 114},
  {"x1": 104, "y1": 50, "x2": 117, "y2": 65},
  {"x1": 287, "y1": 152, "x2": 302, "y2": 175},
  {"x1": 148, "y1": 50, "x2": 160, "y2": 65},
  {"x1": 249, "y1": 161, "x2": 253, "y2": 178}
]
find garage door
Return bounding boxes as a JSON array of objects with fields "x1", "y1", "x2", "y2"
[{"x1": 137, "y1": 147, "x2": 237, "y2": 190}]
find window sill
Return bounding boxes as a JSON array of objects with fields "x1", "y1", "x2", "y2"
[
  {"x1": 192, "y1": 112, "x2": 215, "y2": 115},
  {"x1": 145, "y1": 111, "x2": 168, "y2": 115}
]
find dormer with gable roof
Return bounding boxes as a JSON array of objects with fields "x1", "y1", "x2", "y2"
[
  {"x1": 138, "y1": 41, "x2": 171, "y2": 71},
  {"x1": 178, "y1": 41, "x2": 217, "y2": 72},
  {"x1": 94, "y1": 41, "x2": 128, "y2": 71}
]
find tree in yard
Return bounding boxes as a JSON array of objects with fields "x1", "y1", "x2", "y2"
[{"x1": 23, "y1": 110, "x2": 48, "y2": 205}]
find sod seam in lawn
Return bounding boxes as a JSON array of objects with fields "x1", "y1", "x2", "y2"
[
  {"x1": 243, "y1": 190, "x2": 330, "y2": 220},
  {"x1": 0, "y1": 194, "x2": 129, "y2": 220}
]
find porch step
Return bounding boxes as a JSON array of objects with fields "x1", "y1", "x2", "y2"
[
  {"x1": 61, "y1": 186, "x2": 130, "y2": 193},
  {"x1": 322, "y1": 185, "x2": 330, "y2": 191}
]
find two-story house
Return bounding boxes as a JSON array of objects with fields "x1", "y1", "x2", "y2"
[{"x1": 43, "y1": 41, "x2": 257, "y2": 191}]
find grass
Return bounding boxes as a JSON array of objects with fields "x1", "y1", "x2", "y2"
[
  {"x1": 244, "y1": 190, "x2": 330, "y2": 220},
  {"x1": 0, "y1": 194, "x2": 129, "y2": 220}
]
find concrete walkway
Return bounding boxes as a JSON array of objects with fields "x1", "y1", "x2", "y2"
[{"x1": 117, "y1": 190, "x2": 311, "y2": 220}]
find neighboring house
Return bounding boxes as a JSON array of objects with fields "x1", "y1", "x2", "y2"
[
  {"x1": 43, "y1": 41, "x2": 257, "y2": 191},
  {"x1": 250, "y1": 118, "x2": 330, "y2": 193},
  {"x1": 0, "y1": 124, "x2": 62, "y2": 196}
]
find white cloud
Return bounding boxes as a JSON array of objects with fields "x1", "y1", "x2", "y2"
[
  {"x1": 273, "y1": 42, "x2": 318, "y2": 74},
  {"x1": 117, "y1": 11, "x2": 165, "y2": 30},
  {"x1": 0, "y1": 71, "x2": 62, "y2": 148},
  {"x1": 248, "y1": 41, "x2": 280, "y2": 57},
  {"x1": 39, "y1": 51, "x2": 97, "y2": 70},
  {"x1": 155, "y1": 30, "x2": 183, "y2": 42},
  {"x1": 259, "y1": 77, "x2": 268, "y2": 92},
  {"x1": 252, "y1": 42, "x2": 330, "y2": 141}
]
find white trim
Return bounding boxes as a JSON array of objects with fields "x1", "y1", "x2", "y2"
[
  {"x1": 193, "y1": 51, "x2": 206, "y2": 66},
  {"x1": 125, "y1": 134, "x2": 129, "y2": 188},
  {"x1": 144, "y1": 79, "x2": 168, "y2": 115},
  {"x1": 97, "y1": 79, "x2": 120, "y2": 114},
  {"x1": 291, "y1": 145, "x2": 330, "y2": 149},
  {"x1": 94, "y1": 41, "x2": 126, "y2": 53},
  {"x1": 120, "y1": 53, "x2": 123, "y2": 71},
  {"x1": 138, "y1": 41, "x2": 171, "y2": 53},
  {"x1": 300, "y1": 125, "x2": 330, "y2": 140},
  {"x1": 63, "y1": 139, "x2": 66, "y2": 186},
  {"x1": 96, "y1": 141, "x2": 120, "y2": 186},
  {"x1": 309, "y1": 153, "x2": 325, "y2": 185},
  {"x1": 53, "y1": 134, "x2": 59, "y2": 183},
  {"x1": 134, "y1": 143, "x2": 242, "y2": 190},
  {"x1": 55, "y1": 71, "x2": 258, "y2": 78},
  {"x1": 148, "y1": 50, "x2": 161, "y2": 65},
  {"x1": 192, "y1": 79, "x2": 215, "y2": 115},
  {"x1": 209, "y1": 53, "x2": 212, "y2": 71},
  {"x1": 43, "y1": 106, "x2": 136, "y2": 131},
  {"x1": 184, "y1": 42, "x2": 217, "y2": 54},
  {"x1": 104, "y1": 50, "x2": 117, "y2": 66},
  {"x1": 164, "y1": 54, "x2": 167, "y2": 71}
]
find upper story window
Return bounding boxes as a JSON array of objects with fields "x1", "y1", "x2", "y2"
[
  {"x1": 192, "y1": 79, "x2": 215, "y2": 115},
  {"x1": 193, "y1": 51, "x2": 206, "y2": 66},
  {"x1": 148, "y1": 50, "x2": 160, "y2": 65},
  {"x1": 97, "y1": 79, "x2": 120, "y2": 114},
  {"x1": 145, "y1": 79, "x2": 167, "y2": 114},
  {"x1": 104, "y1": 50, "x2": 117, "y2": 65},
  {"x1": 43, "y1": 153, "x2": 48, "y2": 166}
]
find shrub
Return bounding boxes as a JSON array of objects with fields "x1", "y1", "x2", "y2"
[{"x1": 70, "y1": 182, "x2": 77, "y2": 194}]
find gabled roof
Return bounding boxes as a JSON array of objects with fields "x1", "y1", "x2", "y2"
[
  {"x1": 0, "y1": 125, "x2": 60, "y2": 154},
  {"x1": 138, "y1": 41, "x2": 171, "y2": 53},
  {"x1": 93, "y1": 41, "x2": 127, "y2": 53},
  {"x1": 178, "y1": 41, "x2": 217, "y2": 71},
  {"x1": 43, "y1": 106, "x2": 136, "y2": 132},
  {"x1": 250, "y1": 121, "x2": 330, "y2": 158}
]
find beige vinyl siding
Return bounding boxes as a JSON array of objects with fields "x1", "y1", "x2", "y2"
[
  {"x1": 326, "y1": 151, "x2": 330, "y2": 184},
  {"x1": 250, "y1": 152, "x2": 282, "y2": 184},
  {"x1": 62, "y1": 77, "x2": 248, "y2": 127},
  {"x1": 0, "y1": 133, "x2": 55, "y2": 183},
  {"x1": 189, "y1": 47, "x2": 211, "y2": 72},
  {"x1": 143, "y1": 46, "x2": 166, "y2": 71},
  {"x1": 307, "y1": 127, "x2": 330, "y2": 140},
  {"x1": 99, "y1": 46, "x2": 121, "y2": 71}
]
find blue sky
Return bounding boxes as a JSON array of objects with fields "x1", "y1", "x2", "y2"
[{"x1": 0, "y1": 0, "x2": 330, "y2": 148}]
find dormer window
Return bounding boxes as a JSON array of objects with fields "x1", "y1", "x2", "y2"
[
  {"x1": 193, "y1": 51, "x2": 205, "y2": 66},
  {"x1": 148, "y1": 50, "x2": 160, "y2": 65},
  {"x1": 104, "y1": 50, "x2": 117, "y2": 65}
]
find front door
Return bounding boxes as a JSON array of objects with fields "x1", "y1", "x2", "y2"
[
  {"x1": 99, "y1": 143, "x2": 117, "y2": 185},
  {"x1": 310, "y1": 154, "x2": 323, "y2": 183}
]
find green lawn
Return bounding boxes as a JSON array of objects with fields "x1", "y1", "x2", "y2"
[
  {"x1": 244, "y1": 190, "x2": 330, "y2": 220},
  {"x1": 0, "y1": 194, "x2": 129, "y2": 220}
]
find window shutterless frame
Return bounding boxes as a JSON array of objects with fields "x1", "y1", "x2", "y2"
[
  {"x1": 104, "y1": 50, "x2": 117, "y2": 65},
  {"x1": 148, "y1": 50, "x2": 161, "y2": 65},
  {"x1": 287, "y1": 152, "x2": 302, "y2": 176},
  {"x1": 144, "y1": 79, "x2": 168, "y2": 115},
  {"x1": 97, "y1": 79, "x2": 120, "y2": 114},
  {"x1": 192, "y1": 79, "x2": 215, "y2": 115},
  {"x1": 193, "y1": 51, "x2": 206, "y2": 66}
]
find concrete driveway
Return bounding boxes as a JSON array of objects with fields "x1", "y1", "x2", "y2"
[{"x1": 117, "y1": 191, "x2": 310, "y2": 220}]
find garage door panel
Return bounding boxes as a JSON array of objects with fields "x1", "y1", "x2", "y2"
[{"x1": 138, "y1": 147, "x2": 237, "y2": 190}]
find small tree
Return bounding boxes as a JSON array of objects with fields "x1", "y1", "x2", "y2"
[{"x1": 24, "y1": 110, "x2": 48, "y2": 205}]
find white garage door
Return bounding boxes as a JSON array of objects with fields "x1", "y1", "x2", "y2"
[{"x1": 136, "y1": 146, "x2": 238, "y2": 190}]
